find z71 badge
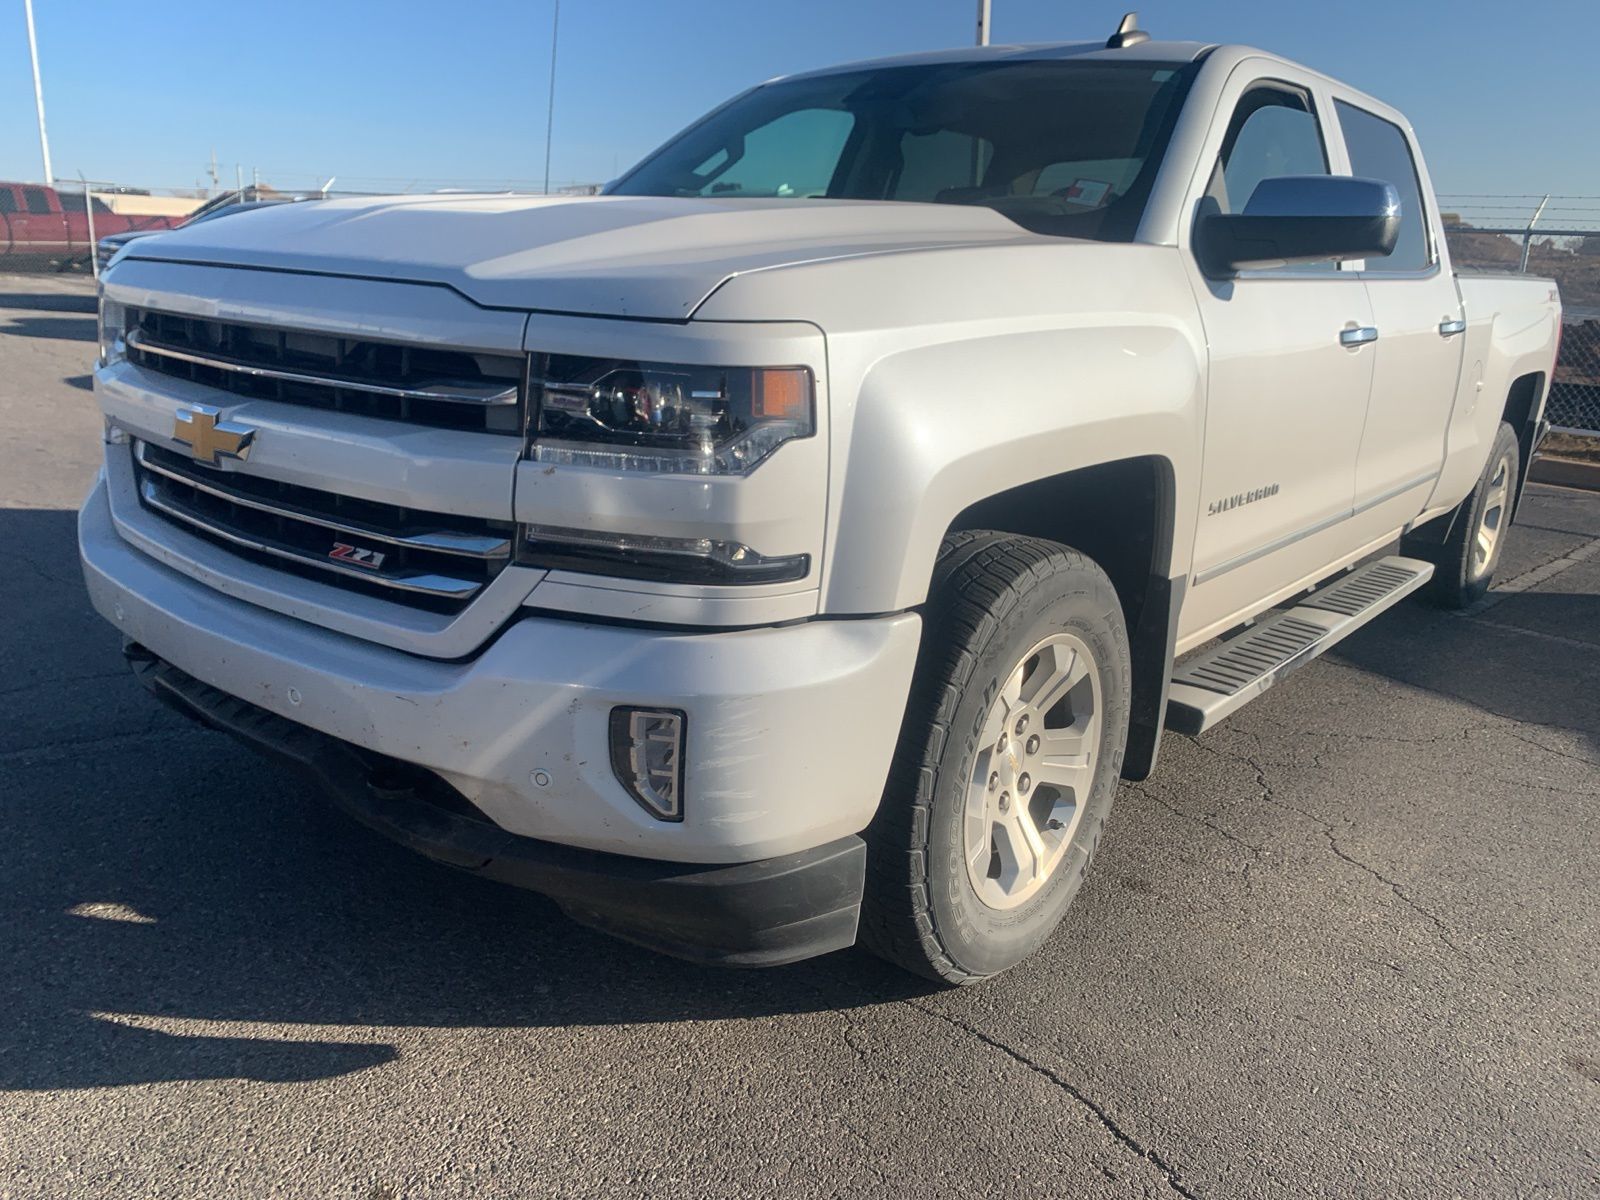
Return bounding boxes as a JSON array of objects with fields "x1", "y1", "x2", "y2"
[
  {"x1": 1207, "y1": 483, "x2": 1280, "y2": 517},
  {"x1": 328, "y1": 542, "x2": 387, "y2": 570}
]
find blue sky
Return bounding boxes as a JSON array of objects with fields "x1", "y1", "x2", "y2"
[{"x1": 2, "y1": 0, "x2": 1594, "y2": 212}]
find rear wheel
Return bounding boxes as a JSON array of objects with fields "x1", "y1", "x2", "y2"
[
  {"x1": 1404, "y1": 421, "x2": 1520, "y2": 609},
  {"x1": 859, "y1": 532, "x2": 1131, "y2": 984}
]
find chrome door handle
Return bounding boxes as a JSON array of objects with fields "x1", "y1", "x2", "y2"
[
  {"x1": 1340, "y1": 326, "x2": 1379, "y2": 347},
  {"x1": 1438, "y1": 318, "x2": 1467, "y2": 337}
]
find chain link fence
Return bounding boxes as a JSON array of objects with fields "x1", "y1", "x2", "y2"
[
  {"x1": 1439, "y1": 195, "x2": 1599, "y2": 436},
  {"x1": 1548, "y1": 315, "x2": 1600, "y2": 433}
]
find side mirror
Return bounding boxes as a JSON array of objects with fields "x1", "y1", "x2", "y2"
[{"x1": 1197, "y1": 175, "x2": 1401, "y2": 275}]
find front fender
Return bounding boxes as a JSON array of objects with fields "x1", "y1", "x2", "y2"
[{"x1": 822, "y1": 320, "x2": 1205, "y2": 613}]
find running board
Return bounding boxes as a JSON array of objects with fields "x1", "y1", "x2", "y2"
[{"x1": 1165, "y1": 556, "x2": 1434, "y2": 735}]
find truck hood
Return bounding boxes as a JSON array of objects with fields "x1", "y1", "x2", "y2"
[{"x1": 118, "y1": 193, "x2": 1039, "y2": 319}]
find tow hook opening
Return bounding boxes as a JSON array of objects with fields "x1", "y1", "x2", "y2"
[{"x1": 358, "y1": 757, "x2": 494, "y2": 826}]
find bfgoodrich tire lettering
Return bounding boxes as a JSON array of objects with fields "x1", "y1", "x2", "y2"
[{"x1": 859, "y1": 531, "x2": 1132, "y2": 984}]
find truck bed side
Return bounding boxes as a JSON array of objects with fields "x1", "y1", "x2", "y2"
[{"x1": 1428, "y1": 273, "x2": 1562, "y2": 514}]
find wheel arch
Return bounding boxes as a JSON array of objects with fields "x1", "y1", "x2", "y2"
[
  {"x1": 941, "y1": 455, "x2": 1182, "y2": 782},
  {"x1": 1501, "y1": 370, "x2": 1546, "y2": 514}
]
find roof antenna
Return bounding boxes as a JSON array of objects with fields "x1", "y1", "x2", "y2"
[{"x1": 1106, "y1": 11, "x2": 1150, "y2": 49}]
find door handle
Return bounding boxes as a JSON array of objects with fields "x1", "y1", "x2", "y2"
[
  {"x1": 1438, "y1": 318, "x2": 1467, "y2": 337},
  {"x1": 1340, "y1": 326, "x2": 1379, "y2": 347}
]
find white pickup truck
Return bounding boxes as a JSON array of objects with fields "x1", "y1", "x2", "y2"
[{"x1": 80, "y1": 21, "x2": 1561, "y2": 983}]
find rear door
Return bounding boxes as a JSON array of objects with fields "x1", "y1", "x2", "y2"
[
  {"x1": 1178, "y1": 67, "x2": 1378, "y2": 640},
  {"x1": 0, "y1": 187, "x2": 16, "y2": 252},
  {"x1": 1331, "y1": 96, "x2": 1464, "y2": 540},
  {"x1": 13, "y1": 186, "x2": 69, "y2": 256}
]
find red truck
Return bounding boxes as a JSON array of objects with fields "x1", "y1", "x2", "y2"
[{"x1": 0, "y1": 182, "x2": 179, "y2": 268}]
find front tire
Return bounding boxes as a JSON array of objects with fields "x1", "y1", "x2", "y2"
[
  {"x1": 859, "y1": 532, "x2": 1131, "y2": 984},
  {"x1": 1404, "y1": 421, "x2": 1521, "y2": 609}
]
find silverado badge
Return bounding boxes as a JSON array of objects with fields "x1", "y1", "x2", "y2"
[
  {"x1": 1207, "y1": 483, "x2": 1280, "y2": 517},
  {"x1": 172, "y1": 404, "x2": 256, "y2": 466}
]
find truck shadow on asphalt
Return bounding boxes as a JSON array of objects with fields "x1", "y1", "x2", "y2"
[
  {"x1": 0, "y1": 289, "x2": 98, "y2": 342},
  {"x1": 2, "y1": 504, "x2": 1596, "y2": 1093},
  {"x1": 1, "y1": 315, "x2": 95, "y2": 342},
  {"x1": 0, "y1": 290, "x2": 97, "y2": 314},
  {"x1": 0, "y1": 507, "x2": 934, "y2": 1094}
]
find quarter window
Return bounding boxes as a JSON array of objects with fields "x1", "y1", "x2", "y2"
[{"x1": 1335, "y1": 101, "x2": 1431, "y2": 272}]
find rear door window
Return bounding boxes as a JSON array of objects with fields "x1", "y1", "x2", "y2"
[
  {"x1": 1335, "y1": 101, "x2": 1431, "y2": 272},
  {"x1": 23, "y1": 188, "x2": 52, "y2": 214}
]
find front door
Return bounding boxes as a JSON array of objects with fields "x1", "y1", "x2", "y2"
[{"x1": 1180, "y1": 75, "x2": 1378, "y2": 641}]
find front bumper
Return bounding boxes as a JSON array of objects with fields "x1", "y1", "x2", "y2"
[
  {"x1": 79, "y1": 471, "x2": 922, "y2": 866},
  {"x1": 134, "y1": 650, "x2": 866, "y2": 966}
]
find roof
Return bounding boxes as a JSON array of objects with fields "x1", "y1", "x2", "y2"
[{"x1": 777, "y1": 39, "x2": 1215, "y2": 82}]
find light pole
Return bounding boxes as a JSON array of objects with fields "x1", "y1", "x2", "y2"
[
  {"x1": 23, "y1": 0, "x2": 54, "y2": 185},
  {"x1": 542, "y1": 0, "x2": 560, "y2": 194},
  {"x1": 976, "y1": 0, "x2": 991, "y2": 46}
]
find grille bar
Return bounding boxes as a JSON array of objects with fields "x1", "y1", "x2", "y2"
[
  {"x1": 134, "y1": 442, "x2": 511, "y2": 559},
  {"x1": 132, "y1": 440, "x2": 513, "y2": 609},
  {"x1": 125, "y1": 309, "x2": 525, "y2": 435},
  {"x1": 138, "y1": 478, "x2": 483, "y2": 600},
  {"x1": 127, "y1": 330, "x2": 518, "y2": 407}
]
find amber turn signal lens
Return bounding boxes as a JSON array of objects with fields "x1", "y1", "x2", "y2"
[{"x1": 751, "y1": 367, "x2": 811, "y2": 422}]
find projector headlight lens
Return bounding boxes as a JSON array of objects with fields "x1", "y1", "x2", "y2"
[{"x1": 531, "y1": 354, "x2": 813, "y2": 476}]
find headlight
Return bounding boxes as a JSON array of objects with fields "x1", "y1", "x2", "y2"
[
  {"x1": 530, "y1": 354, "x2": 814, "y2": 476},
  {"x1": 98, "y1": 298, "x2": 129, "y2": 368}
]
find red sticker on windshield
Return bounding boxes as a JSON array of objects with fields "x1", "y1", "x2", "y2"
[{"x1": 1062, "y1": 179, "x2": 1111, "y2": 207}]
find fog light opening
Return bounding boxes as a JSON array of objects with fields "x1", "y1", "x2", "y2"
[{"x1": 609, "y1": 707, "x2": 686, "y2": 822}]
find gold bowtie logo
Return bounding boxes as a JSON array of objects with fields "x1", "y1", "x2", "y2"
[{"x1": 172, "y1": 405, "x2": 255, "y2": 466}]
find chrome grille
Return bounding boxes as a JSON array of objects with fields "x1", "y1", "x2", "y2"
[
  {"x1": 126, "y1": 309, "x2": 526, "y2": 435},
  {"x1": 133, "y1": 441, "x2": 514, "y2": 612}
]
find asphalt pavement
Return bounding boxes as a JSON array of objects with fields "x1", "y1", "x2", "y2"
[{"x1": 1, "y1": 274, "x2": 1596, "y2": 1199}]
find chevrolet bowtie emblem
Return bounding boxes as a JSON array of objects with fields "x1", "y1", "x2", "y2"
[{"x1": 172, "y1": 405, "x2": 255, "y2": 466}]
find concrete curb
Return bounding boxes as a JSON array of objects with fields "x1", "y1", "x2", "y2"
[{"x1": 1530, "y1": 454, "x2": 1600, "y2": 491}]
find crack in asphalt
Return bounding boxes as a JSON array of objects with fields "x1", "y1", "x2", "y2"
[
  {"x1": 1310, "y1": 659, "x2": 1596, "y2": 744},
  {"x1": 1458, "y1": 613, "x2": 1600, "y2": 652},
  {"x1": 1188, "y1": 738, "x2": 1469, "y2": 958},
  {"x1": 1460, "y1": 537, "x2": 1600, "y2": 618},
  {"x1": 1505, "y1": 730, "x2": 1600, "y2": 769},
  {"x1": 1247, "y1": 710, "x2": 1479, "y2": 749},
  {"x1": 1459, "y1": 768, "x2": 1600, "y2": 798},
  {"x1": 1249, "y1": 696, "x2": 1600, "y2": 778},
  {"x1": 1129, "y1": 779, "x2": 1266, "y2": 867},
  {"x1": 830, "y1": 1014, "x2": 911, "y2": 1192},
  {"x1": 904, "y1": 1000, "x2": 1200, "y2": 1199}
]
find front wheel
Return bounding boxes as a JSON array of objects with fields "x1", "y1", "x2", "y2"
[{"x1": 858, "y1": 532, "x2": 1131, "y2": 985}]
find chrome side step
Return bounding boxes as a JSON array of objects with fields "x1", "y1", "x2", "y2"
[{"x1": 1165, "y1": 556, "x2": 1434, "y2": 735}]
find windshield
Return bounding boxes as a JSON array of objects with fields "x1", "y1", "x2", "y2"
[{"x1": 610, "y1": 59, "x2": 1196, "y2": 242}]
